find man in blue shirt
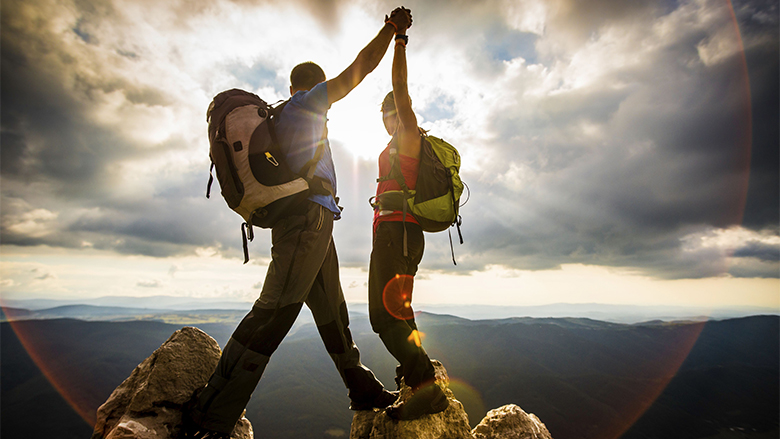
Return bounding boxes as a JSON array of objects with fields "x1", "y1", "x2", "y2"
[
  {"x1": 184, "y1": 8, "x2": 413, "y2": 439},
  {"x1": 274, "y1": 71, "x2": 341, "y2": 218}
]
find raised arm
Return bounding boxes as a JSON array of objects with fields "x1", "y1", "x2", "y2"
[
  {"x1": 392, "y1": 22, "x2": 422, "y2": 159},
  {"x1": 327, "y1": 9, "x2": 412, "y2": 106}
]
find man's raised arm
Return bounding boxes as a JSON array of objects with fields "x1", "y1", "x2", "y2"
[{"x1": 326, "y1": 8, "x2": 412, "y2": 106}]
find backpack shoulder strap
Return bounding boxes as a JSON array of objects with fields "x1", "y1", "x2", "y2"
[
  {"x1": 265, "y1": 99, "x2": 288, "y2": 147},
  {"x1": 376, "y1": 137, "x2": 410, "y2": 191},
  {"x1": 270, "y1": 100, "x2": 333, "y2": 197},
  {"x1": 375, "y1": 135, "x2": 413, "y2": 256}
]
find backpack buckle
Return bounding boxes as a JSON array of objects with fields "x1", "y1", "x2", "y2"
[{"x1": 265, "y1": 152, "x2": 279, "y2": 167}]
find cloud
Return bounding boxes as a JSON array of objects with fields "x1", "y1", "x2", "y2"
[
  {"x1": 136, "y1": 279, "x2": 162, "y2": 288},
  {"x1": 408, "y1": 0, "x2": 778, "y2": 279},
  {"x1": 0, "y1": 0, "x2": 777, "y2": 282},
  {"x1": 2, "y1": 201, "x2": 59, "y2": 239},
  {"x1": 733, "y1": 241, "x2": 780, "y2": 262}
]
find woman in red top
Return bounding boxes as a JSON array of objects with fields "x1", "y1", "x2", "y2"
[{"x1": 368, "y1": 16, "x2": 449, "y2": 420}]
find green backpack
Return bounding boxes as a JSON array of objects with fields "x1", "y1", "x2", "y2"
[{"x1": 372, "y1": 132, "x2": 466, "y2": 264}]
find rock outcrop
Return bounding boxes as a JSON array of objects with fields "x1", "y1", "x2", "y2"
[
  {"x1": 350, "y1": 360, "x2": 552, "y2": 439},
  {"x1": 472, "y1": 404, "x2": 552, "y2": 439},
  {"x1": 350, "y1": 360, "x2": 473, "y2": 439},
  {"x1": 90, "y1": 327, "x2": 252, "y2": 439}
]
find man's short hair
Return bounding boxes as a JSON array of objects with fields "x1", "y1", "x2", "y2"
[{"x1": 290, "y1": 62, "x2": 326, "y2": 92}]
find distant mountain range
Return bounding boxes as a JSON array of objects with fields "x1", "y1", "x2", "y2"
[
  {"x1": 0, "y1": 304, "x2": 250, "y2": 324},
  {"x1": 3, "y1": 295, "x2": 777, "y2": 323},
  {"x1": 1, "y1": 295, "x2": 254, "y2": 311},
  {"x1": 1, "y1": 311, "x2": 777, "y2": 439}
]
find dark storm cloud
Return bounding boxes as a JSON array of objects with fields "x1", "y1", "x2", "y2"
[
  {"x1": 739, "y1": 0, "x2": 780, "y2": 230},
  {"x1": 2, "y1": 43, "x2": 111, "y2": 187},
  {"x1": 0, "y1": 0, "x2": 230, "y2": 258},
  {"x1": 733, "y1": 241, "x2": 780, "y2": 262},
  {"x1": 0, "y1": 0, "x2": 169, "y2": 192},
  {"x1": 424, "y1": 0, "x2": 779, "y2": 278},
  {"x1": 728, "y1": 264, "x2": 779, "y2": 278}
]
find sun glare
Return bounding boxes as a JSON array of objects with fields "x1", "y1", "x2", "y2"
[
  {"x1": 328, "y1": 95, "x2": 390, "y2": 159},
  {"x1": 318, "y1": 5, "x2": 397, "y2": 159}
]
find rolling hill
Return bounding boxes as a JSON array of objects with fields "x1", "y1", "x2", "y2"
[{"x1": 1, "y1": 312, "x2": 777, "y2": 439}]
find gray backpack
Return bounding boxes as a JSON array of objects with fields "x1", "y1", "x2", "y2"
[{"x1": 206, "y1": 89, "x2": 332, "y2": 262}]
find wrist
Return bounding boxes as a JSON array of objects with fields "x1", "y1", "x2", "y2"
[{"x1": 385, "y1": 20, "x2": 398, "y2": 33}]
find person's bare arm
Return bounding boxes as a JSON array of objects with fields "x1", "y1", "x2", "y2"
[
  {"x1": 327, "y1": 9, "x2": 412, "y2": 106},
  {"x1": 392, "y1": 28, "x2": 421, "y2": 159}
]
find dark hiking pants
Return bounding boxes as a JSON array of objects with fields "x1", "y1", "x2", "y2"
[
  {"x1": 368, "y1": 221, "x2": 436, "y2": 390},
  {"x1": 192, "y1": 202, "x2": 384, "y2": 434}
]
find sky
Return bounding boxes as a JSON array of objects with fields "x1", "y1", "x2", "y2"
[{"x1": 1, "y1": 0, "x2": 778, "y2": 310}]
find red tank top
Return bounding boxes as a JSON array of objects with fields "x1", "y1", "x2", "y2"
[{"x1": 373, "y1": 141, "x2": 420, "y2": 233}]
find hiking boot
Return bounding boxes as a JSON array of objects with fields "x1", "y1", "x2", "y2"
[
  {"x1": 180, "y1": 388, "x2": 231, "y2": 439},
  {"x1": 385, "y1": 383, "x2": 449, "y2": 420},
  {"x1": 349, "y1": 389, "x2": 400, "y2": 410}
]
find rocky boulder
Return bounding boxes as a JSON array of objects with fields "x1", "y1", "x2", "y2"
[
  {"x1": 350, "y1": 360, "x2": 473, "y2": 439},
  {"x1": 90, "y1": 327, "x2": 252, "y2": 439},
  {"x1": 472, "y1": 404, "x2": 552, "y2": 439},
  {"x1": 350, "y1": 360, "x2": 553, "y2": 439}
]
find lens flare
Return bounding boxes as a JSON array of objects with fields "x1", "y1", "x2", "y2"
[
  {"x1": 725, "y1": 0, "x2": 753, "y2": 231},
  {"x1": 383, "y1": 274, "x2": 417, "y2": 321},
  {"x1": 608, "y1": 321, "x2": 708, "y2": 439},
  {"x1": 2, "y1": 307, "x2": 97, "y2": 428},
  {"x1": 613, "y1": 2, "x2": 752, "y2": 436},
  {"x1": 407, "y1": 329, "x2": 425, "y2": 347}
]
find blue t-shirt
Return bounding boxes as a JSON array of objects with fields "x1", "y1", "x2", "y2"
[{"x1": 275, "y1": 82, "x2": 340, "y2": 218}]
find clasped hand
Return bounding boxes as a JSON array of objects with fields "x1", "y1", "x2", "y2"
[{"x1": 386, "y1": 6, "x2": 412, "y2": 31}]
